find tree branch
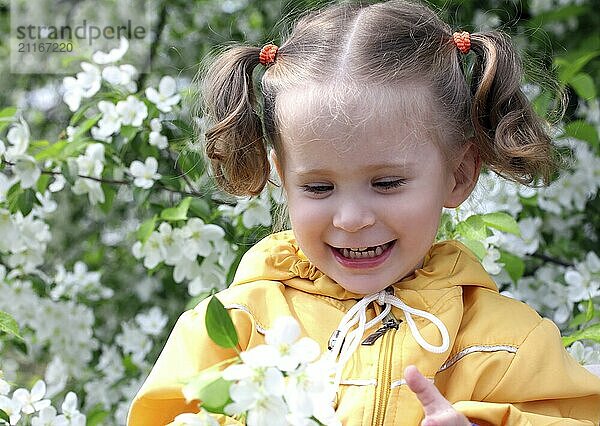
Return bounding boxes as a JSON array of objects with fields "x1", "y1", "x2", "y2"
[
  {"x1": 529, "y1": 252, "x2": 573, "y2": 268},
  {"x1": 2, "y1": 160, "x2": 200, "y2": 198}
]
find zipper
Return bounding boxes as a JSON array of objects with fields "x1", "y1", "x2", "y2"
[{"x1": 372, "y1": 323, "x2": 396, "y2": 426}]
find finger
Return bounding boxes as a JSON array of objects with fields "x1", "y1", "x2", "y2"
[{"x1": 404, "y1": 365, "x2": 452, "y2": 417}]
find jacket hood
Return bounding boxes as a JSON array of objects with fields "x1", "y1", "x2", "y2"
[{"x1": 231, "y1": 230, "x2": 497, "y2": 299}]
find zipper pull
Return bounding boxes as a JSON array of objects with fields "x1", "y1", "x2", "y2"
[{"x1": 361, "y1": 311, "x2": 401, "y2": 346}]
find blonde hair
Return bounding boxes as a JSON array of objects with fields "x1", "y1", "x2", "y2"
[{"x1": 199, "y1": 0, "x2": 560, "y2": 196}]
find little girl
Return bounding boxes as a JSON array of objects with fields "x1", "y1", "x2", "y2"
[{"x1": 129, "y1": 1, "x2": 600, "y2": 425}]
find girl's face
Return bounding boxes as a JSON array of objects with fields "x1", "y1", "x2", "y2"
[{"x1": 273, "y1": 85, "x2": 475, "y2": 294}]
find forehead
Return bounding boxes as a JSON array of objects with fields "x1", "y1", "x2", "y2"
[{"x1": 275, "y1": 83, "x2": 444, "y2": 168}]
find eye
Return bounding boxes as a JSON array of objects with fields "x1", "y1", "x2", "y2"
[
  {"x1": 301, "y1": 184, "x2": 333, "y2": 194},
  {"x1": 373, "y1": 178, "x2": 406, "y2": 191}
]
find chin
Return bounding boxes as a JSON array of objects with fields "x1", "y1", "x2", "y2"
[{"x1": 334, "y1": 276, "x2": 391, "y2": 295}]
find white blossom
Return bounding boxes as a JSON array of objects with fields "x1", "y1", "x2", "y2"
[
  {"x1": 44, "y1": 357, "x2": 68, "y2": 398},
  {"x1": 115, "y1": 321, "x2": 152, "y2": 366},
  {"x1": 129, "y1": 157, "x2": 161, "y2": 189},
  {"x1": 5, "y1": 118, "x2": 30, "y2": 161},
  {"x1": 48, "y1": 170, "x2": 66, "y2": 193},
  {"x1": 172, "y1": 411, "x2": 219, "y2": 426},
  {"x1": 149, "y1": 118, "x2": 168, "y2": 149},
  {"x1": 568, "y1": 341, "x2": 600, "y2": 366},
  {"x1": 145, "y1": 76, "x2": 181, "y2": 112},
  {"x1": 222, "y1": 192, "x2": 273, "y2": 229},
  {"x1": 12, "y1": 380, "x2": 51, "y2": 414},
  {"x1": 91, "y1": 101, "x2": 122, "y2": 141},
  {"x1": 565, "y1": 252, "x2": 600, "y2": 303},
  {"x1": 0, "y1": 378, "x2": 9, "y2": 395},
  {"x1": 31, "y1": 406, "x2": 68, "y2": 426},
  {"x1": 173, "y1": 256, "x2": 202, "y2": 284},
  {"x1": 500, "y1": 217, "x2": 542, "y2": 256},
  {"x1": 102, "y1": 64, "x2": 138, "y2": 92},
  {"x1": 181, "y1": 218, "x2": 225, "y2": 260},
  {"x1": 92, "y1": 37, "x2": 129, "y2": 64},
  {"x1": 71, "y1": 143, "x2": 105, "y2": 204},
  {"x1": 157, "y1": 222, "x2": 185, "y2": 265},
  {"x1": 187, "y1": 255, "x2": 227, "y2": 296},
  {"x1": 116, "y1": 96, "x2": 148, "y2": 127},
  {"x1": 135, "y1": 307, "x2": 168, "y2": 336},
  {"x1": 12, "y1": 154, "x2": 41, "y2": 189},
  {"x1": 265, "y1": 316, "x2": 320, "y2": 372},
  {"x1": 0, "y1": 395, "x2": 22, "y2": 425},
  {"x1": 97, "y1": 346, "x2": 125, "y2": 383},
  {"x1": 62, "y1": 62, "x2": 101, "y2": 112},
  {"x1": 132, "y1": 231, "x2": 164, "y2": 269},
  {"x1": 34, "y1": 191, "x2": 58, "y2": 217}
]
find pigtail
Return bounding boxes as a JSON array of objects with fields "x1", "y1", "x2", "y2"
[
  {"x1": 201, "y1": 46, "x2": 270, "y2": 196},
  {"x1": 469, "y1": 32, "x2": 558, "y2": 185}
]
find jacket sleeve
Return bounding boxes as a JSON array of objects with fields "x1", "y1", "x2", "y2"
[
  {"x1": 127, "y1": 297, "x2": 255, "y2": 426},
  {"x1": 452, "y1": 319, "x2": 600, "y2": 425}
]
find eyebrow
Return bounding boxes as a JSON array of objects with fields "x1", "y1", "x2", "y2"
[{"x1": 292, "y1": 162, "x2": 413, "y2": 176}]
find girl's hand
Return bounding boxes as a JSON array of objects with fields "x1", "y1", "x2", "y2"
[{"x1": 404, "y1": 365, "x2": 472, "y2": 426}]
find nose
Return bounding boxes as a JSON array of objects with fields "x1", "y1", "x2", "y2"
[{"x1": 332, "y1": 197, "x2": 376, "y2": 232}]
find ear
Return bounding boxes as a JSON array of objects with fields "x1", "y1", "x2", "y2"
[
  {"x1": 444, "y1": 140, "x2": 481, "y2": 208},
  {"x1": 270, "y1": 149, "x2": 285, "y2": 186}
]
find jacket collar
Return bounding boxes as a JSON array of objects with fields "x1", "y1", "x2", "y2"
[{"x1": 230, "y1": 230, "x2": 498, "y2": 301}]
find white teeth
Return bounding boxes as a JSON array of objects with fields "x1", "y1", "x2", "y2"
[{"x1": 338, "y1": 242, "x2": 391, "y2": 259}]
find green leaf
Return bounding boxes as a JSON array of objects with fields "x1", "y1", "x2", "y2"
[
  {"x1": 189, "y1": 198, "x2": 212, "y2": 221},
  {"x1": 585, "y1": 298, "x2": 595, "y2": 323},
  {"x1": 0, "y1": 107, "x2": 17, "y2": 133},
  {"x1": 0, "y1": 310, "x2": 23, "y2": 340},
  {"x1": 15, "y1": 188, "x2": 36, "y2": 216},
  {"x1": 160, "y1": 197, "x2": 192, "y2": 221},
  {"x1": 531, "y1": 90, "x2": 553, "y2": 119},
  {"x1": 0, "y1": 408, "x2": 9, "y2": 423},
  {"x1": 565, "y1": 322, "x2": 600, "y2": 344},
  {"x1": 569, "y1": 311, "x2": 588, "y2": 328},
  {"x1": 499, "y1": 250, "x2": 525, "y2": 283},
  {"x1": 118, "y1": 126, "x2": 139, "y2": 144},
  {"x1": 137, "y1": 215, "x2": 158, "y2": 243},
  {"x1": 86, "y1": 404, "x2": 109, "y2": 426},
  {"x1": 570, "y1": 72, "x2": 596, "y2": 100},
  {"x1": 456, "y1": 215, "x2": 487, "y2": 241},
  {"x1": 184, "y1": 366, "x2": 233, "y2": 414},
  {"x1": 459, "y1": 238, "x2": 487, "y2": 260},
  {"x1": 205, "y1": 296, "x2": 239, "y2": 349},
  {"x1": 564, "y1": 120, "x2": 599, "y2": 147},
  {"x1": 61, "y1": 138, "x2": 88, "y2": 159},
  {"x1": 98, "y1": 184, "x2": 117, "y2": 214},
  {"x1": 36, "y1": 174, "x2": 51, "y2": 193},
  {"x1": 34, "y1": 140, "x2": 68, "y2": 161},
  {"x1": 481, "y1": 212, "x2": 520, "y2": 236},
  {"x1": 562, "y1": 323, "x2": 600, "y2": 346},
  {"x1": 74, "y1": 115, "x2": 101, "y2": 139},
  {"x1": 554, "y1": 51, "x2": 600, "y2": 85}
]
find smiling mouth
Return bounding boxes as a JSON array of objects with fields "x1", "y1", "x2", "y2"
[{"x1": 332, "y1": 240, "x2": 396, "y2": 259}]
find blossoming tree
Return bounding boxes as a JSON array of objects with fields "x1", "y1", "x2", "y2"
[{"x1": 0, "y1": 0, "x2": 599, "y2": 425}]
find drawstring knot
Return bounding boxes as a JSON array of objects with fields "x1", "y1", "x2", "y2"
[{"x1": 326, "y1": 288, "x2": 450, "y2": 394}]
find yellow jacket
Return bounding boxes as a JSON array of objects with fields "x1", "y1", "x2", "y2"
[{"x1": 128, "y1": 231, "x2": 600, "y2": 426}]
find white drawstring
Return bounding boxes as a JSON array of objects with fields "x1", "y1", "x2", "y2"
[{"x1": 326, "y1": 289, "x2": 450, "y2": 391}]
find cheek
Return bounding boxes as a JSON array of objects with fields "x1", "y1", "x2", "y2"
[{"x1": 286, "y1": 195, "x2": 330, "y2": 229}]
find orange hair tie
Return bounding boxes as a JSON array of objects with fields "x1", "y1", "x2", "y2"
[
  {"x1": 452, "y1": 31, "x2": 471, "y2": 54},
  {"x1": 259, "y1": 44, "x2": 278, "y2": 66}
]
